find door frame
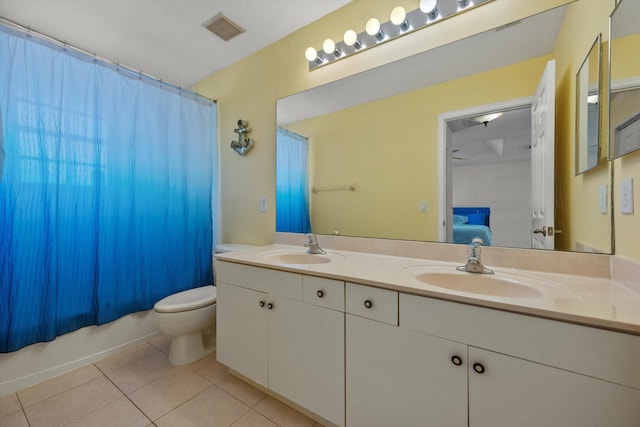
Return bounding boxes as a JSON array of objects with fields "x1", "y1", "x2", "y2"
[{"x1": 436, "y1": 96, "x2": 533, "y2": 242}]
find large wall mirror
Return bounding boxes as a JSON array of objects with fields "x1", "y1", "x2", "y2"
[
  {"x1": 277, "y1": 4, "x2": 613, "y2": 254},
  {"x1": 609, "y1": 0, "x2": 640, "y2": 159},
  {"x1": 575, "y1": 34, "x2": 602, "y2": 175}
]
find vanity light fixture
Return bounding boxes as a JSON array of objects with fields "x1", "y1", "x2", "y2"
[
  {"x1": 457, "y1": 0, "x2": 472, "y2": 11},
  {"x1": 390, "y1": 7, "x2": 410, "y2": 32},
  {"x1": 420, "y1": 0, "x2": 439, "y2": 20},
  {"x1": 305, "y1": 0, "x2": 493, "y2": 71},
  {"x1": 305, "y1": 46, "x2": 323, "y2": 64},
  {"x1": 323, "y1": 38, "x2": 341, "y2": 57},
  {"x1": 344, "y1": 29, "x2": 362, "y2": 49},
  {"x1": 366, "y1": 18, "x2": 385, "y2": 41}
]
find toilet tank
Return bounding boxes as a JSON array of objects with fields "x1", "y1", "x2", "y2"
[
  {"x1": 214, "y1": 243, "x2": 259, "y2": 254},
  {"x1": 213, "y1": 243, "x2": 258, "y2": 284}
]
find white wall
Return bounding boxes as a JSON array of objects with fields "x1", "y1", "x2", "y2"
[
  {"x1": 453, "y1": 160, "x2": 532, "y2": 248},
  {"x1": 0, "y1": 310, "x2": 159, "y2": 396}
]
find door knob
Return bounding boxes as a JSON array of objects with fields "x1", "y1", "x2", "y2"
[
  {"x1": 533, "y1": 226, "x2": 563, "y2": 237},
  {"x1": 533, "y1": 228, "x2": 547, "y2": 236}
]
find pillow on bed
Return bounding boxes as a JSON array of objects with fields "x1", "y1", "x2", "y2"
[
  {"x1": 466, "y1": 213, "x2": 487, "y2": 225},
  {"x1": 453, "y1": 214, "x2": 468, "y2": 225}
]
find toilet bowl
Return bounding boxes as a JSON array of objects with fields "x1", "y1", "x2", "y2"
[{"x1": 153, "y1": 285, "x2": 217, "y2": 366}]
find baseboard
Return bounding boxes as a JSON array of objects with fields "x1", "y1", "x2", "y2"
[{"x1": 0, "y1": 310, "x2": 159, "y2": 396}]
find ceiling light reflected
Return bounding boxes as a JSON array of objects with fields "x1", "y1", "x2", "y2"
[{"x1": 471, "y1": 112, "x2": 503, "y2": 126}]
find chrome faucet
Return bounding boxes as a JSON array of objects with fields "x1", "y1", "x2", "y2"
[
  {"x1": 456, "y1": 237, "x2": 494, "y2": 274},
  {"x1": 304, "y1": 233, "x2": 326, "y2": 255}
]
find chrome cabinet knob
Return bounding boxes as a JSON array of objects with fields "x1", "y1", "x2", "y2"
[
  {"x1": 317, "y1": 290, "x2": 324, "y2": 298},
  {"x1": 451, "y1": 355, "x2": 463, "y2": 366},
  {"x1": 267, "y1": 302, "x2": 274, "y2": 310},
  {"x1": 364, "y1": 300, "x2": 373, "y2": 309},
  {"x1": 259, "y1": 300, "x2": 266, "y2": 308}
]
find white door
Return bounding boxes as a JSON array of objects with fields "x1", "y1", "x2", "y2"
[{"x1": 531, "y1": 60, "x2": 556, "y2": 249}]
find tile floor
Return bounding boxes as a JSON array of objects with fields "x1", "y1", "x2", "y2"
[{"x1": 0, "y1": 335, "x2": 325, "y2": 427}]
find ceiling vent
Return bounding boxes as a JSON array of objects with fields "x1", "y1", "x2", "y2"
[{"x1": 203, "y1": 13, "x2": 245, "y2": 42}]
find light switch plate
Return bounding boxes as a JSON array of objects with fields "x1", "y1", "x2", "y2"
[
  {"x1": 599, "y1": 185, "x2": 607, "y2": 214},
  {"x1": 621, "y1": 178, "x2": 634, "y2": 214},
  {"x1": 419, "y1": 200, "x2": 428, "y2": 213},
  {"x1": 259, "y1": 196, "x2": 268, "y2": 212}
]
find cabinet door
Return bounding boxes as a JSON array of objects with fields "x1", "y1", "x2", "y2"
[
  {"x1": 346, "y1": 314, "x2": 467, "y2": 427},
  {"x1": 269, "y1": 295, "x2": 345, "y2": 427},
  {"x1": 469, "y1": 347, "x2": 640, "y2": 427},
  {"x1": 216, "y1": 282, "x2": 269, "y2": 387}
]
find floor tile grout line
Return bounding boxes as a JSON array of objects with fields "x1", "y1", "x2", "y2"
[{"x1": 94, "y1": 362, "x2": 156, "y2": 426}]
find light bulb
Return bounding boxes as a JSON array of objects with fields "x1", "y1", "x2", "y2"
[
  {"x1": 419, "y1": 0, "x2": 437, "y2": 13},
  {"x1": 366, "y1": 18, "x2": 384, "y2": 41},
  {"x1": 344, "y1": 29, "x2": 357, "y2": 46},
  {"x1": 305, "y1": 47, "x2": 318, "y2": 62},
  {"x1": 365, "y1": 18, "x2": 380, "y2": 36},
  {"x1": 390, "y1": 6, "x2": 406, "y2": 25},
  {"x1": 322, "y1": 39, "x2": 336, "y2": 54},
  {"x1": 343, "y1": 29, "x2": 362, "y2": 49}
]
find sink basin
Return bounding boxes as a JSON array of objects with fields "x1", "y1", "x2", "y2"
[
  {"x1": 412, "y1": 269, "x2": 545, "y2": 298},
  {"x1": 262, "y1": 251, "x2": 343, "y2": 265}
]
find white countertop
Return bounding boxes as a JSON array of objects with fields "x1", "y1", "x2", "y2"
[{"x1": 214, "y1": 244, "x2": 640, "y2": 335}]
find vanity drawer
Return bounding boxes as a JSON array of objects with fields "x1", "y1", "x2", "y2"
[
  {"x1": 215, "y1": 261, "x2": 302, "y2": 300},
  {"x1": 346, "y1": 282, "x2": 398, "y2": 325},
  {"x1": 400, "y1": 293, "x2": 640, "y2": 390},
  {"x1": 303, "y1": 276, "x2": 344, "y2": 312}
]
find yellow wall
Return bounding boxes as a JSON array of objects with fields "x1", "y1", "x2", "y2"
[
  {"x1": 193, "y1": 0, "x2": 604, "y2": 248},
  {"x1": 553, "y1": 0, "x2": 615, "y2": 254},
  {"x1": 285, "y1": 56, "x2": 550, "y2": 241}
]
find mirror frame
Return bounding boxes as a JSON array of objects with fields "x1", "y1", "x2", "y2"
[
  {"x1": 575, "y1": 33, "x2": 602, "y2": 176},
  {"x1": 608, "y1": 0, "x2": 640, "y2": 160}
]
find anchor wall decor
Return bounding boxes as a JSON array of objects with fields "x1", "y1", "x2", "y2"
[{"x1": 231, "y1": 119, "x2": 254, "y2": 156}]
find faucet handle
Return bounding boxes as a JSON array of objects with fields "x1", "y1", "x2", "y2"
[{"x1": 471, "y1": 237, "x2": 484, "y2": 246}]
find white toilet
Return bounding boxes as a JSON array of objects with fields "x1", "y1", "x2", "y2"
[
  {"x1": 153, "y1": 243, "x2": 257, "y2": 365},
  {"x1": 153, "y1": 285, "x2": 217, "y2": 365}
]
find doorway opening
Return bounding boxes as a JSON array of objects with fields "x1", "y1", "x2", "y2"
[{"x1": 437, "y1": 98, "x2": 534, "y2": 249}]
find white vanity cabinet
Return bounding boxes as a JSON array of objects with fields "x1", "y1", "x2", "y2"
[
  {"x1": 345, "y1": 282, "x2": 468, "y2": 426},
  {"x1": 346, "y1": 314, "x2": 468, "y2": 426},
  {"x1": 216, "y1": 258, "x2": 640, "y2": 427},
  {"x1": 216, "y1": 261, "x2": 345, "y2": 427},
  {"x1": 400, "y1": 293, "x2": 640, "y2": 427}
]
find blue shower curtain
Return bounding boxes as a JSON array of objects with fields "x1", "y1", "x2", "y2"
[
  {"x1": 0, "y1": 28, "x2": 217, "y2": 352},
  {"x1": 276, "y1": 128, "x2": 311, "y2": 233}
]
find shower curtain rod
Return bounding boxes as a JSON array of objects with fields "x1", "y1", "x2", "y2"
[{"x1": 0, "y1": 16, "x2": 216, "y2": 105}]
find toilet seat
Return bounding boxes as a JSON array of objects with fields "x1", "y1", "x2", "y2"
[{"x1": 154, "y1": 286, "x2": 216, "y2": 313}]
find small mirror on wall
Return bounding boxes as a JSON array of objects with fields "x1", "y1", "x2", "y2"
[
  {"x1": 609, "y1": 0, "x2": 640, "y2": 159},
  {"x1": 575, "y1": 34, "x2": 602, "y2": 175}
]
